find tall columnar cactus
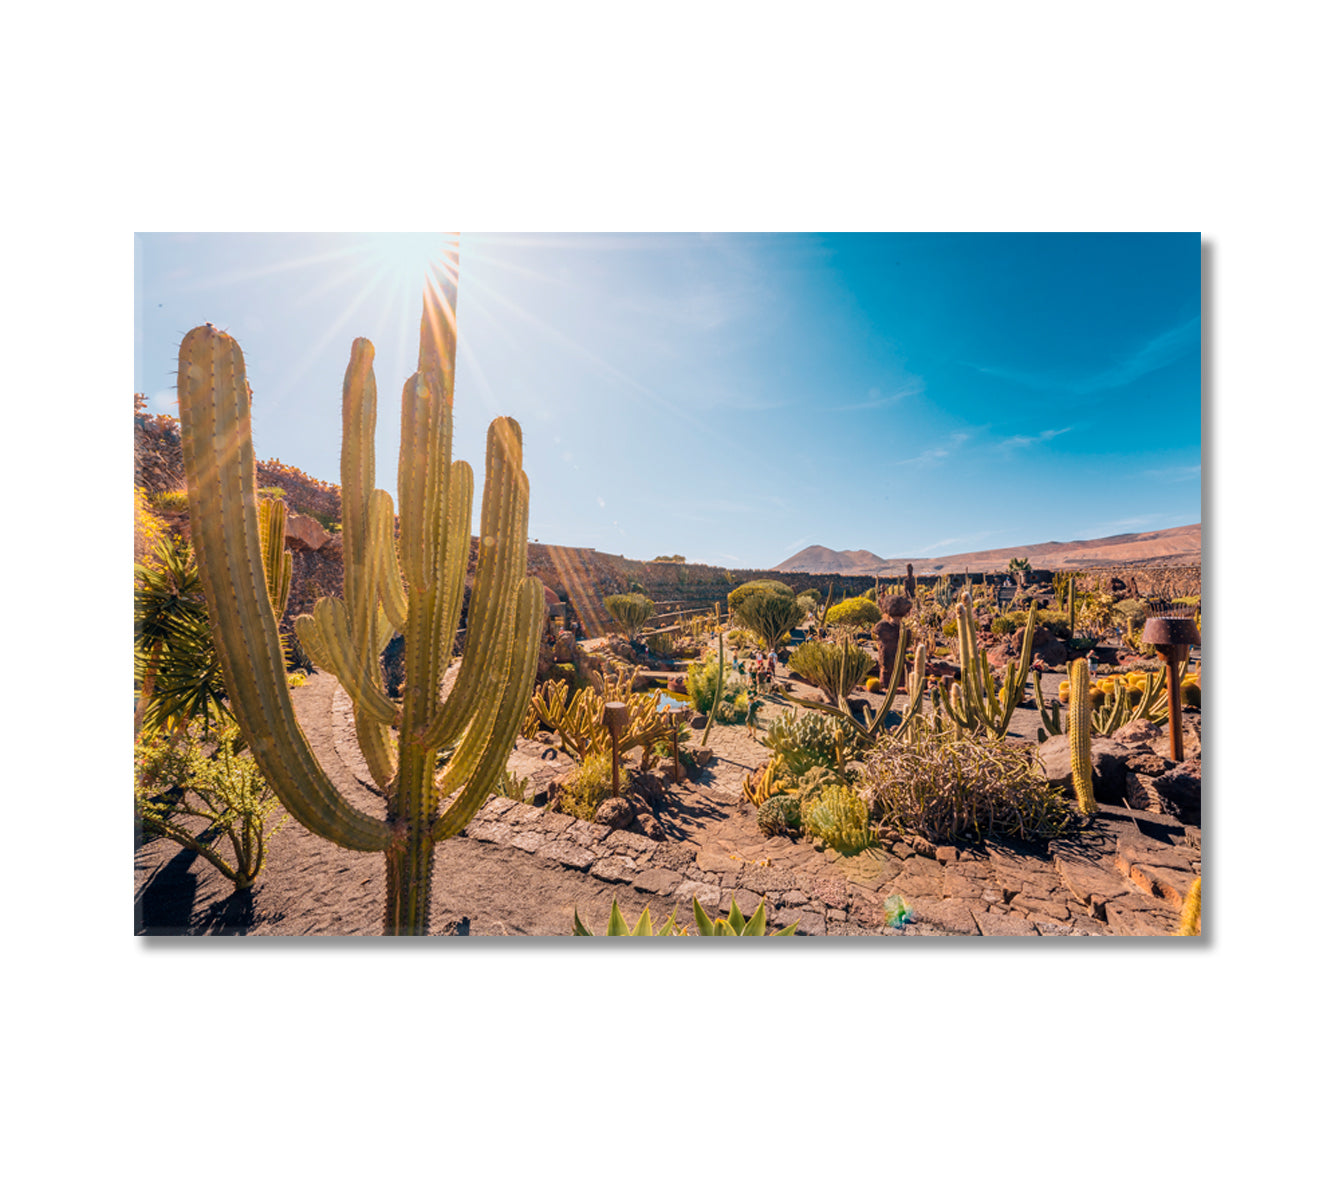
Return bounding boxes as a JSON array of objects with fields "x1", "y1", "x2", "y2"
[
  {"x1": 177, "y1": 270, "x2": 544, "y2": 935},
  {"x1": 936, "y1": 592, "x2": 1038, "y2": 739},
  {"x1": 1176, "y1": 877, "x2": 1202, "y2": 936},
  {"x1": 1067, "y1": 656, "x2": 1097, "y2": 817}
]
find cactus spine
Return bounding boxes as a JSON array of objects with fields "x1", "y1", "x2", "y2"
[
  {"x1": 1067, "y1": 656, "x2": 1097, "y2": 816},
  {"x1": 177, "y1": 270, "x2": 544, "y2": 936}
]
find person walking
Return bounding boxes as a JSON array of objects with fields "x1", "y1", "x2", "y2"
[{"x1": 745, "y1": 694, "x2": 763, "y2": 739}]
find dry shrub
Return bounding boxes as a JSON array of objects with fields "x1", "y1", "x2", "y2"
[{"x1": 858, "y1": 724, "x2": 1075, "y2": 844}]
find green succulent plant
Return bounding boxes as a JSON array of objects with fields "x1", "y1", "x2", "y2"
[
  {"x1": 573, "y1": 898, "x2": 684, "y2": 935},
  {"x1": 691, "y1": 896, "x2": 798, "y2": 936},
  {"x1": 572, "y1": 896, "x2": 798, "y2": 936},
  {"x1": 604, "y1": 592, "x2": 655, "y2": 641}
]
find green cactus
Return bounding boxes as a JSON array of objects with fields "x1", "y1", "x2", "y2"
[
  {"x1": 791, "y1": 637, "x2": 925, "y2": 752},
  {"x1": 176, "y1": 272, "x2": 544, "y2": 936},
  {"x1": 756, "y1": 790, "x2": 804, "y2": 838},
  {"x1": 1176, "y1": 877, "x2": 1202, "y2": 936},
  {"x1": 1067, "y1": 656, "x2": 1097, "y2": 816},
  {"x1": 1033, "y1": 665, "x2": 1170, "y2": 742},
  {"x1": 802, "y1": 783, "x2": 877, "y2": 856},
  {"x1": 935, "y1": 592, "x2": 1038, "y2": 739}
]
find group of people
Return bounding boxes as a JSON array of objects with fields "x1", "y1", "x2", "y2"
[{"x1": 735, "y1": 648, "x2": 780, "y2": 695}]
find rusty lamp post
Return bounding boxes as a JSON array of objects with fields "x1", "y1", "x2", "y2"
[
  {"x1": 602, "y1": 701, "x2": 629, "y2": 798},
  {"x1": 1141, "y1": 612, "x2": 1201, "y2": 762}
]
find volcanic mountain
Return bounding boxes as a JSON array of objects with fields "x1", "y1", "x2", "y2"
[{"x1": 773, "y1": 523, "x2": 1201, "y2": 574}]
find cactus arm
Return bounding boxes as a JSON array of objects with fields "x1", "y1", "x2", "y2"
[
  {"x1": 859, "y1": 619, "x2": 912, "y2": 741},
  {"x1": 1032, "y1": 670, "x2": 1064, "y2": 736},
  {"x1": 898, "y1": 645, "x2": 929, "y2": 725},
  {"x1": 424, "y1": 423, "x2": 523, "y2": 748},
  {"x1": 1068, "y1": 658, "x2": 1097, "y2": 816},
  {"x1": 340, "y1": 338, "x2": 378, "y2": 650},
  {"x1": 431, "y1": 461, "x2": 473, "y2": 675},
  {"x1": 1013, "y1": 601, "x2": 1038, "y2": 703},
  {"x1": 258, "y1": 497, "x2": 292, "y2": 620},
  {"x1": 369, "y1": 488, "x2": 409, "y2": 634},
  {"x1": 700, "y1": 627, "x2": 725, "y2": 748},
  {"x1": 310, "y1": 597, "x2": 400, "y2": 727},
  {"x1": 294, "y1": 611, "x2": 337, "y2": 675},
  {"x1": 177, "y1": 324, "x2": 391, "y2": 853},
  {"x1": 433, "y1": 576, "x2": 545, "y2": 839},
  {"x1": 354, "y1": 705, "x2": 398, "y2": 794}
]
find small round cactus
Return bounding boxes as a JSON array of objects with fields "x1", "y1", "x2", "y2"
[{"x1": 756, "y1": 791, "x2": 803, "y2": 838}]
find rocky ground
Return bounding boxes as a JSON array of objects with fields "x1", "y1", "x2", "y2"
[{"x1": 134, "y1": 649, "x2": 1202, "y2": 937}]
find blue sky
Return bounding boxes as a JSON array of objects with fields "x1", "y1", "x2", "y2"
[{"x1": 135, "y1": 232, "x2": 1200, "y2": 568}]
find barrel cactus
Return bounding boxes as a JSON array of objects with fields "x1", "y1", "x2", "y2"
[
  {"x1": 176, "y1": 263, "x2": 544, "y2": 935},
  {"x1": 756, "y1": 790, "x2": 803, "y2": 838}
]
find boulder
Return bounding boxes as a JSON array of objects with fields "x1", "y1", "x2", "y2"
[
  {"x1": 1153, "y1": 758, "x2": 1202, "y2": 825},
  {"x1": 593, "y1": 795, "x2": 636, "y2": 831},
  {"x1": 553, "y1": 630, "x2": 577, "y2": 663},
  {"x1": 1038, "y1": 735, "x2": 1129, "y2": 805},
  {"x1": 1030, "y1": 628, "x2": 1068, "y2": 669},
  {"x1": 631, "y1": 811, "x2": 666, "y2": 841},
  {"x1": 283, "y1": 510, "x2": 330, "y2": 552},
  {"x1": 1122, "y1": 749, "x2": 1173, "y2": 777},
  {"x1": 1150, "y1": 713, "x2": 1202, "y2": 761},
  {"x1": 1112, "y1": 718, "x2": 1160, "y2": 748}
]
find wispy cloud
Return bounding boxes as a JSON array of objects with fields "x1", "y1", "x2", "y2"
[
  {"x1": 1142, "y1": 464, "x2": 1201, "y2": 483},
  {"x1": 828, "y1": 381, "x2": 924, "y2": 413},
  {"x1": 997, "y1": 426, "x2": 1073, "y2": 451},
  {"x1": 886, "y1": 529, "x2": 1012, "y2": 558},
  {"x1": 972, "y1": 316, "x2": 1200, "y2": 395},
  {"x1": 1075, "y1": 513, "x2": 1167, "y2": 540},
  {"x1": 896, "y1": 430, "x2": 971, "y2": 467}
]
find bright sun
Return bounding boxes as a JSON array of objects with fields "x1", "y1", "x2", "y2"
[{"x1": 366, "y1": 233, "x2": 458, "y2": 297}]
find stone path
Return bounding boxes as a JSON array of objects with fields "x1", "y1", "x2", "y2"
[{"x1": 294, "y1": 670, "x2": 1200, "y2": 936}]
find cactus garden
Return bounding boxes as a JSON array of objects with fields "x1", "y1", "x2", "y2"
[{"x1": 135, "y1": 234, "x2": 1201, "y2": 937}]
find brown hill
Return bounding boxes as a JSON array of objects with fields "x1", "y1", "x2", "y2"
[
  {"x1": 775, "y1": 524, "x2": 1201, "y2": 575},
  {"x1": 771, "y1": 545, "x2": 890, "y2": 574}
]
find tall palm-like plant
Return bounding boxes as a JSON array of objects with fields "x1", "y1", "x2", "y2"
[{"x1": 134, "y1": 536, "x2": 230, "y2": 738}]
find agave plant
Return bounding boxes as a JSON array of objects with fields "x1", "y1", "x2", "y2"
[
  {"x1": 691, "y1": 896, "x2": 798, "y2": 936},
  {"x1": 573, "y1": 898, "x2": 684, "y2": 935}
]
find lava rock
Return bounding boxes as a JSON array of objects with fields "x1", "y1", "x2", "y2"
[{"x1": 1038, "y1": 735, "x2": 1129, "y2": 805}]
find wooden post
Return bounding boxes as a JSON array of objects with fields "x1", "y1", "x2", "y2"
[
  {"x1": 603, "y1": 701, "x2": 628, "y2": 797},
  {"x1": 1157, "y1": 644, "x2": 1187, "y2": 762}
]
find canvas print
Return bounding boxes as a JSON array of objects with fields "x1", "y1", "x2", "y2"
[{"x1": 133, "y1": 232, "x2": 1202, "y2": 937}]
